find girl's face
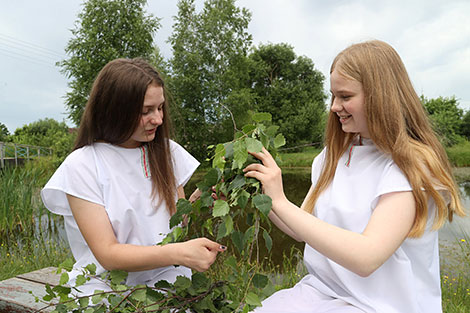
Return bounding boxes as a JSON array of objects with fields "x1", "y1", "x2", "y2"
[
  {"x1": 330, "y1": 69, "x2": 370, "y2": 138},
  {"x1": 120, "y1": 84, "x2": 165, "y2": 148}
]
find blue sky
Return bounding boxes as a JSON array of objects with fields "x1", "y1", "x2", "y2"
[{"x1": 1, "y1": 0, "x2": 469, "y2": 133}]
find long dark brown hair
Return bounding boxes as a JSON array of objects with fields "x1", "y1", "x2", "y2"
[
  {"x1": 74, "y1": 58, "x2": 178, "y2": 214},
  {"x1": 304, "y1": 40, "x2": 465, "y2": 237}
]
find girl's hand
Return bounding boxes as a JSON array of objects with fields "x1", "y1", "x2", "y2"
[
  {"x1": 177, "y1": 238, "x2": 226, "y2": 272},
  {"x1": 243, "y1": 147, "x2": 287, "y2": 205}
]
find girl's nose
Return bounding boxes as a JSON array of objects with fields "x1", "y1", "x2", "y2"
[
  {"x1": 330, "y1": 98, "x2": 342, "y2": 112},
  {"x1": 150, "y1": 111, "x2": 163, "y2": 125}
]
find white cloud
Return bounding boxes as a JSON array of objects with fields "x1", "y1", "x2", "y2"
[{"x1": 1, "y1": 0, "x2": 469, "y2": 133}]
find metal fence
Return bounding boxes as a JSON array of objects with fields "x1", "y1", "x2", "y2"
[{"x1": 0, "y1": 142, "x2": 53, "y2": 168}]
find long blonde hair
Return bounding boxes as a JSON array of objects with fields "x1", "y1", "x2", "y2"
[{"x1": 304, "y1": 40, "x2": 465, "y2": 237}]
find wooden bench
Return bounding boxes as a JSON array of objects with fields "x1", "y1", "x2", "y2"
[{"x1": 0, "y1": 267, "x2": 60, "y2": 313}]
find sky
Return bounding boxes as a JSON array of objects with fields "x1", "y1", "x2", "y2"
[{"x1": 1, "y1": 0, "x2": 470, "y2": 133}]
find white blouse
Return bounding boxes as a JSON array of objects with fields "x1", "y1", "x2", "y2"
[
  {"x1": 302, "y1": 137, "x2": 443, "y2": 313},
  {"x1": 41, "y1": 140, "x2": 199, "y2": 295}
]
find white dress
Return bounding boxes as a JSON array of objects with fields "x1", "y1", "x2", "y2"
[
  {"x1": 41, "y1": 140, "x2": 199, "y2": 296},
  {"x1": 255, "y1": 137, "x2": 443, "y2": 313}
]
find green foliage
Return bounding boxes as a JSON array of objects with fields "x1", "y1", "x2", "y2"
[
  {"x1": 446, "y1": 140, "x2": 470, "y2": 167},
  {"x1": 0, "y1": 165, "x2": 49, "y2": 237},
  {"x1": 38, "y1": 113, "x2": 285, "y2": 311},
  {"x1": 10, "y1": 118, "x2": 76, "y2": 162},
  {"x1": 248, "y1": 43, "x2": 327, "y2": 148},
  {"x1": 422, "y1": 96, "x2": 464, "y2": 146},
  {"x1": 168, "y1": 0, "x2": 253, "y2": 160},
  {"x1": 58, "y1": 0, "x2": 162, "y2": 125},
  {"x1": 461, "y1": 110, "x2": 470, "y2": 140},
  {"x1": 0, "y1": 122, "x2": 10, "y2": 142}
]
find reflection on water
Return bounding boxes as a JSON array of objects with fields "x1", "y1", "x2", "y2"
[
  {"x1": 186, "y1": 168, "x2": 470, "y2": 265},
  {"x1": 439, "y1": 182, "x2": 470, "y2": 241}
]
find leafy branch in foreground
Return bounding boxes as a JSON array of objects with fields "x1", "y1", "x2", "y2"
[{"x1": 35, "y1": 112, "x2": 286, "y2": 312}]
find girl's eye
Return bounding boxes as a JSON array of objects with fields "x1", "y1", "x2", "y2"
[
  {"x1": 142, "y1": 111, "x2": 149, "y2": 115},
  {"x1": 342, "y1": 95, "x2": 351, "y2": 100}
]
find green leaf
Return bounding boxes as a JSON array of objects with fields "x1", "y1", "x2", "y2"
[
  {"x1": 242, "y1": 124, "x2": 256, "y2": 134},
  {"x1": 131, "y1": 288, "x2": 147, "y2": 302},
  {"x1": 245, "y1": 291, "x2": 262, "y2": 306},
  {"x1": 231, "y1": 230, "x2": 244, "y2": 254},
  {"x1": 244, "y1": 226, "x2": 255, "y2": 244},
  {"x1": 59, "y1": 258, "x2": 74, "y2": 272},
  {"x1": 265, "y1": 125, "x2": 280, "y2": 137},
  {"x1": 170, "y1": 199, "x2": 192, "y2": 228},
  {"x1": 59, "y1": 273, "x2": 69, "y2": 285},
  {"x1": 236, "y1": 190, "x2": 250, "y2": 209},
  {"x1": 91, "y1": 290, "x2": 105, "y2": 305},
  {"x1": 212, "y1": 200, "x2": 230, "y2": 217},
  {"x1": 233, "y1": 139, "x2": 248, "y2": 169},
  {"x1": 75, "y1": 275, "x2": 87, "y2": 287},
  {"x1": 224, "y1": 255, "x2": 238, "y2": 272},
  {"x1": 274, "y1": 133, "x2": 286, "y2": 148},
  {"x1": 78, "y1": 297, "x2": 89, "y2": 308},
  {"x1": 204, "y1": 167, "x2": 220, "y2": 187},
  {"x1": 263, "y1": 229, "x2": 273, "y2": 253},
  {"x1": 200, "y1": 190, "x2": 214, "y2": 208},
  {"x1": 213, "y1": 144, "x2": 226, "y2": 170},
  {"x1": 252, "y1": 273, "x2": 269, "y2": 289},
  {"x1": 191, "y1": 272, "x2": 209, "y2": 292},
  {"x1": 223, "y1": 215, "x2": 234, "y2": 237},
  {"x1": 224, "y1": 142, "x2": 234, "y2": 159},
  {"x1": 252, "y1": 194, "x2": 272, "y2": 216},
  {"x1": 109, "y1": 270, "x2": 128, "y2": 285},
  {"x1": 174, "y1": 276, "x2": 191, "y2": 290},
  {"x1": 245, "y1": 137, "x2": 263, "y2": 153},
  {"x1": 252, "y1": 112, "x2": 272, "y2": 122},
  {"x1": 85, "y1": 263, "x2": 96, "y2": 275},
  {"x1": 228, "y1": 174, "x2": 245, "y2": 192},
  {"x1": 154, "y1": 280, "x2": 172, "y2": 289}
]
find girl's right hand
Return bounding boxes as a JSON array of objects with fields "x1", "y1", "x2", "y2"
[{"x1": 177, "y1": 238, "x2": 226, "y2": 272}]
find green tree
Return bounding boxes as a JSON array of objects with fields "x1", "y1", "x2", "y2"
[
  {"x1": 168, "y1": 0, "x2": 253, "y2": 160},
  {"x1": 58, "y1": 0, "x2": 162, "y2": 125},
  {"x1": 0, "y1": 123, "x2": 10, "y2": 142},
  {"x1": 248, "y1": 43, "x2": 327, "y2": 147},
  {"x1": 462, "y1": 109, "x2": 470, "y2": 140},
  {"x1": 10, "y1": 118, "x2": 76, "y2": 161},
  {"x1": 421, "y1": 96, "x2": 464, "y2": 146}
]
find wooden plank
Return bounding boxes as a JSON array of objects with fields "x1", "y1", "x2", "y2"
[
  {"x1": 17, "y1": 267, "x2": 61, "y2": 286},
  {"x1": 0, "y1": 267, "x2": 60, "y2": 313}
]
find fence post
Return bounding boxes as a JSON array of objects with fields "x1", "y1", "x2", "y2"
[
  {"x1": 14, "y1": 143, "x2": 18, "y2": 166},
  {"x1": 0, "y1": 142, "x2": 4, "y2": 168}
]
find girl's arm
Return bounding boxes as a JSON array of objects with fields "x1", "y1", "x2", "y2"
[
  {"x1": 244, "y1": 148, "x2": 416, "y2": 277},
  {"x1": 66, "y1": 194, "x2": 225, "y2": 273},
  {"x1": 265, "y1": 185, "x2": 316, "y2": 242}
]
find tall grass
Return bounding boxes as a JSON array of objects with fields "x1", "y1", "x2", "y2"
[
  {"x1": 441, "y1": 233, "x2": 470, "y2": 312},
  {"x1": 0, "y1": 157, "x2": 71, "y2": 280}
]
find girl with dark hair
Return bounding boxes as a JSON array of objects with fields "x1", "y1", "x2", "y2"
[
  {"x1": 41, "y1": 58, "x2": 226, "y2": 296},
  {"x1": 244, "y1": 40, "x2": 465, "y2": 312}
]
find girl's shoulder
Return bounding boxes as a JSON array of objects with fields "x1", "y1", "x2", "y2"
[{"x1": 62, "y1": 145, "x2": 97, "y2": 167}]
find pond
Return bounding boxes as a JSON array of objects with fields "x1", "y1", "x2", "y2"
[{"x1": 185, "y1": 168, "x2": 470, "y2": 265}]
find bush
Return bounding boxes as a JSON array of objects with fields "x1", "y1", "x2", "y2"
[{"x1": 446, "y1": 141, "x2": 470, "y2": 167}]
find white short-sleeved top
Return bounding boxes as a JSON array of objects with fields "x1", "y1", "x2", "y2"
[
  {"x1": 41, "y1": 140, "x2": 199, "y2": 295},
  {"x1": 303, "y1": 138, "x2": 443, "y2": 313}
]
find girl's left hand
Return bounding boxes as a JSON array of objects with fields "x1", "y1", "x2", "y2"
[{"x1": 243, "y1": 147, "x2": 287, "y2": 205}]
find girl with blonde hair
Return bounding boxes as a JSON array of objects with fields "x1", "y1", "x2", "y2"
[
  {"x1": 244, "y1": 40, "x2": 465, "y2": 312},
  {"x1": 41, "y1": 58, "x2": 226, "y2": 296}
]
